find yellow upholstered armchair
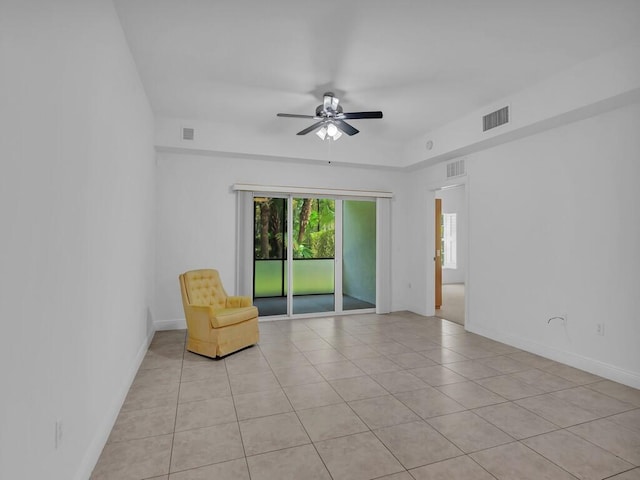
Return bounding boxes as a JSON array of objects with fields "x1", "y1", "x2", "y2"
[{"x1": 179, "y1": 269, "x2": 259, "y2": 358}]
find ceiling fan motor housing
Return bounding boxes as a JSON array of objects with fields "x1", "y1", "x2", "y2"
[{"x1": 316, "y1": 103, "x2": 343, "y2": 117}]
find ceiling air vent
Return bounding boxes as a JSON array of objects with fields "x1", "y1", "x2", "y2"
[
  {"x1": 446, "y1": 159, "x2": 465, "y2": 178},
  {"x1": 483, "y1": 106, "x2": 509, "y2": 132},
  {"x1": 182, "y1": 127, "x2": 195, "y2": 140}
]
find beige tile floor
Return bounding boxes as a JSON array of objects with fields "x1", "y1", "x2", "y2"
[{"x1": 91, "y1": 312, "x2": 640, "y2": 480}]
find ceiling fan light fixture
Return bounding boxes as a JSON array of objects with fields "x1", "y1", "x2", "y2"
[
  {"x1": 316, "y1": 126, "x2": 328, "y2": 140},
  {"x1": 316, "y1": 122, "x2": 342, "y2": 141}
]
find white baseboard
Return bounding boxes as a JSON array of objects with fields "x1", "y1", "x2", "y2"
[
  {"x1": 467, "y1": 323, "x2": 640, "y2": 390},
  {"x1": 154, "y1": 318, "x2": 187, "y2": 330},
  {"x1": 75, "y1": 328, "x2": 155, "y2": 480}
]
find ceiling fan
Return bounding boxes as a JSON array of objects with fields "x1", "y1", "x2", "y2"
[{"x1": 277, "y1": 92, "x2": 383, "y2": 140}]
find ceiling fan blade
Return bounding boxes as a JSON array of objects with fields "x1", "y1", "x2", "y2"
[
  {"x1": 335, "y1": 119, "x2": 359, "y2": 136},
  {"x1": 339, "y1": 111, "x2": 383, "y2": 119},
  {"x1": 277, "y1": 113, "x2": 317, "y2": 119},
  {"x1": 296, "y1": 121, "x2": 326, "y2": 135}
]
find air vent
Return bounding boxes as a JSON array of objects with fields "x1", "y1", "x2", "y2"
[
  {"x1": 446, "y1": 159, "x2": 465, "y2": 178},
  {"x1": 483, "y1": 106, "x2": 509, "y2": 132},
  {"x1": 182, "y1": 127, "x2": 195, "y2": 140}
]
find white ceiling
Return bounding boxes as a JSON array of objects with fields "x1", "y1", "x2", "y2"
[{"x1": 114, "y1": 0, "x2": 640, "y2": 166}]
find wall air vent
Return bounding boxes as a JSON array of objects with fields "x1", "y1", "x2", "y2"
[
  {"x1": 446, "y1": 159, "x2": 465, "y2": 178},
  {"x1": 483, "y1": 106, "x2": 509, "y2": 132},
  {"x1": 182, "y1": 127, "x2": 195, "y2": 140}
]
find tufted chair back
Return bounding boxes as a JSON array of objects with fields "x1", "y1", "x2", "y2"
[{"x1": 181, "y1": 269, "x2": 228, "y2": 309}]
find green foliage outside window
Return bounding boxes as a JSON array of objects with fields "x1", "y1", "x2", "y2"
[
  {"x1": 254, "y1": 197, "x2": 335, "y2": 260},
  {"x1": 310, "y1": 229, "x2": 335, "y2": 258}
]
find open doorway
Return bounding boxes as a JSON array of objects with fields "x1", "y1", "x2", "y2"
[{"x1": 435, "y1": 185, "x2": 466, "y2": 325}]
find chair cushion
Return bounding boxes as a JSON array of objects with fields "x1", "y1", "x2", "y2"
[{"x1": 211, "y1": 306, "x2": 258, "y2": 328}]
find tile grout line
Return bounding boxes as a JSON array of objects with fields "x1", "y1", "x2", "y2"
[
  {"x1": 165, "y1": 333, "x2": 187, "y2": 478},
  {"x1": 223, "y1": 351, "x2": 254, "y2": 480},
  {"x1": 516, "y1": 439, "x2": 582, "y2": 479}
]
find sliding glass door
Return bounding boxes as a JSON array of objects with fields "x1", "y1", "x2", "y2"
[
  {"x1": 252, "y1": 195, "x2": 375, "y2": 317},
  {"x1": 291, "y1": 197, "x2": 335, "y2": 315},
  {"x1": 343, "y1": 200, "x2": 376, "y2": 311},
  {"x1": 253, "y1": 196, "x2": 287, "y2": 316}
]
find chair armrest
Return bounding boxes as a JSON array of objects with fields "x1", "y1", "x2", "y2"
[
  {"x1": 226, "y1": 296, "x2": 253, "y2": 308},
  {"x1": 185, "y1": 304, "x2": 217, "y2": 335}
]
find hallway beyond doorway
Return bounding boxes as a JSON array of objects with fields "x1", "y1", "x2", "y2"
[{"x1": 435, "y1": 283, "x2": 465, "y2": 325}]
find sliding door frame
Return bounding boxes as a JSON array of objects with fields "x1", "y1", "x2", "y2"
[
  {"x1": 334, "y1": 199, "x2": 343, "y2": 315},
  {"x1": 234, "y1": 184, "x2": 392, "y2": 319}
]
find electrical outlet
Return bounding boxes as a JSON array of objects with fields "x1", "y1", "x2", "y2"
[
  {"x1": 55, "y1": 419, "x2": 63, "y2": 449},
  {"x1": 596, "y1": 323, "x2": 605, "y2": 336}
]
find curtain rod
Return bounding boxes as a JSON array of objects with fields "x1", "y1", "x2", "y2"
[{"x1": 232, "y1": 183, "x2": 393, "y2": 198}]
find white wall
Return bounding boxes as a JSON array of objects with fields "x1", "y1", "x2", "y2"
[
  {"x1": 0, "y1": 1, "x2": 155, "y2": 479},
  {"x1": 436, "y1": 186, "x2": 466, "y2": 284},
  {"x1": 156, "y1": 116, "x2": 401, "y2": 169},
  {"x1": 409, "y1": 102, "x2": 640, "y2": 388},
  {"x1": 154, "y1": 152, "x2": 407, "y2": 325}
]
